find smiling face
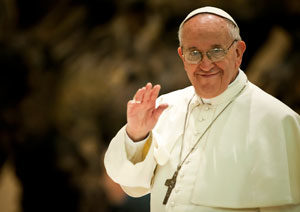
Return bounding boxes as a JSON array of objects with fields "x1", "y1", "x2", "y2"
[{"x1": 178, "y1": 14, "x2": 246, "y2": 98}]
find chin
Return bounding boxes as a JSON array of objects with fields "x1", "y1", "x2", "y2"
[
  {"x1": 196, "y1": 90, "x2": 217, "y2": 98},
  {"x1": 199, "y1": 93, "x2": 218, "y2": 99},
  {"x1": 196, "y1": 86, "x2": 224, "y2": 99}
]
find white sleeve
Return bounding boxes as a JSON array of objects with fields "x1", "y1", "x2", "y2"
[
  {"x1": 260, "y1": 203, "x2": 300, "y2": 212},
  {"x1": 104, "y1": 125, "x2": 157, "y2": 197},
  {"x1": 124, "y1": 126, "x2": 149, "y2": 163}
]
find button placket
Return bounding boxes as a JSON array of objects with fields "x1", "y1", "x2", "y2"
[
  {"x1": 198, "y1": 117, "x2": 205, "y2": 122},
  {"x1": 195, "y1": 105, "x2": 217, "y2": 136},
  {"x1": 170, "y1": 201, "x2": 175, "y2": 207}
]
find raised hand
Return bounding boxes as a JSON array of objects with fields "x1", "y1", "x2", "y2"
[{"x1": 126, "y1": 83, "x2": 168, "y2": 142}]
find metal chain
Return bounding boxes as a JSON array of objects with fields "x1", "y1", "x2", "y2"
[{"x1": 178, "y1": 83, "x2": 247, "y2": 170}]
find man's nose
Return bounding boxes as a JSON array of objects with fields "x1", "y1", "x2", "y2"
[{"x1": 198, "y1": 54, "x2": 214, "y2": 71}]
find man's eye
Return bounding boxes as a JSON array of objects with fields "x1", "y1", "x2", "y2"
[
  {"x1": 211, "y1": 48, "x2": 224, "y2": 54},
  {"x1": 189, "y1": 50, "x2": 200, "y2": 57}
]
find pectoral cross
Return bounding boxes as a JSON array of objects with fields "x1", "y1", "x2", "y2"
[{"x1": 163, "y1": 166, "x2": 181, "y2": 205}]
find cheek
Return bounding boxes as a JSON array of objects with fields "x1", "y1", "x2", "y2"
[
  {"x1": 215, "y1": 62, "x2": 236, "y2": 86},
  {"x1": 229, "y1": 51, "x2": 241, "y2": 70},
  {"x1": 183, "y1": 63, "x2": 195, "y2": 76},
  {"x1": 222, "y1": 57, "x2": 236, "y2": 75}
]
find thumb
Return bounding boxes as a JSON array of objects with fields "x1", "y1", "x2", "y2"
[{"x1": 153, "y1": 104, "x2": 168, "y2": 121}]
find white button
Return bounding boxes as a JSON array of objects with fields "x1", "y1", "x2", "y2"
[
  {"x1": 185, "y1": 160, "x2": 190, "y2": 165},
  {"x1": 175, "y1": 188, "x2": 180, "y2": 193},
  {"x1": 170, "y1": 201, "x2": 175, "y2": 207},
  {"x1": 204, "y1": 105, "x2": 211, "y2": 111},
  {"x1": 180, "y1": 174, "x2": 184, "y2": 178},
  {"x1": 198, "y1": 117, "x2": 205, "y2": 122}
]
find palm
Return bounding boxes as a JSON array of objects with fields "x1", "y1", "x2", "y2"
[{"x1": 126, "y1": 83, "x2": 168, "y2": 141}]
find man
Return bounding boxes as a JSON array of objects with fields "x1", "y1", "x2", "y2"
[{"x1": 104, "y1": 6, "x2": 300, "y2": 212}]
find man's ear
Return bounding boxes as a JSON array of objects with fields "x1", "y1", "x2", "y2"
[
  {"x1": 235, "y1": 41, "x2": 246, "y2": 68},
  {"x1": 178, "y1": 46, "x2": 184, "y2": 62}
]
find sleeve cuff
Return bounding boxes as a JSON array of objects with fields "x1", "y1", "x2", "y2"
[{"x1": 124, "y1": 128, "x2": 151, "y2": 161}]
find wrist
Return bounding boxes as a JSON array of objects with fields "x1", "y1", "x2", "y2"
[{"x1": 126, "y1": 126, "x2": 149, "y2": 142}]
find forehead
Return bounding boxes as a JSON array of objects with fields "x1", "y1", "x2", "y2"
[{"x1": 181, "y1": 14, "x2": 230, "y2": 47}]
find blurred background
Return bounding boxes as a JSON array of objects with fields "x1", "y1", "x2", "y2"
[{"x1": 0, "y1": 0, "x2": 299, "y2": 211}]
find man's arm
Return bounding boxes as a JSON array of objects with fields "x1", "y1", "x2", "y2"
[{"x1": 104, "y1": 83, "x2": 168, "y2": 196}]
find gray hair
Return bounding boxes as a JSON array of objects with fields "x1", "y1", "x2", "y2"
[{"x1": 178, "y1": 14, "x2": 241, "y2": 46}]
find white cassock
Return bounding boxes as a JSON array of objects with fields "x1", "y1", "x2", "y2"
[{"x1": 104, "y1": 70, "x2": 300, "y2": 212}]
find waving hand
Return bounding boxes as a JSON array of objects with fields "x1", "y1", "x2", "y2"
[{"x1": 126, "y1": 83, "x2": 168, "y2": 141}]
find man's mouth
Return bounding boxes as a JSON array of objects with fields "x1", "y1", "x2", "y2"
[{"x1": 195, "y1": 72, "x2": 220, "y2": 78}]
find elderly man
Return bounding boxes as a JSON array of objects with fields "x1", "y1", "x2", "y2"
[{"x1": 104, "y1": 6, "x2": 300, "y2": 212}]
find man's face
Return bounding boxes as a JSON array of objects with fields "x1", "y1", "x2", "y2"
[{"x1": 178, "y1": 14, "x2": 246, "y2": 98}]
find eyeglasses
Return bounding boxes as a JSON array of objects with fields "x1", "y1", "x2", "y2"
[{"x1": 182, "y1": 39, "x2": 238, "y2": 64}]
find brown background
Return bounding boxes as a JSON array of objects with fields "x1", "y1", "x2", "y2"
[{"x1": 0, "y1": 0, "x2": 299, "y2": 211}]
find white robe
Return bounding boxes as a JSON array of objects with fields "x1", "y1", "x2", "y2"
[{"x1": 104, "y1": 70, "x2": 300, "y2": 212}]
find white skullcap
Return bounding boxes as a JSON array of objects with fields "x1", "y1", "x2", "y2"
[{"x1": 182, "y1": 6, "x2": 238, "y2": 27}]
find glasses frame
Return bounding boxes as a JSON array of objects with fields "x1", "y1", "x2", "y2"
[{"x1": 182, "y1": 39, "x2": 238, "y2": 64}]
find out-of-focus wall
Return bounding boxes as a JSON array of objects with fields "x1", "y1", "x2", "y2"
[{"x1": 0, "y1": 0, "x2": 299, "y2": 211}]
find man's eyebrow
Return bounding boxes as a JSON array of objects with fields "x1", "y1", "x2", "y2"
[
  {"x1": 186, "y1": 47, "x2": 199, "y2": 50},
  {"x1": 185, "y1": 44, "x2": 223, "y2": 51},
  {"x1": 211, "y1": 44, "x2": 223, "y2": 48}
]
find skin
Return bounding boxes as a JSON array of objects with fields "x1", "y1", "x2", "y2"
[
  {"x1": 126, "y1": 83, "x2": 168, "y2": 141},
  {"x1": 126, "y1": 14, "x2": 246, "y2": 141},
  {"x1": 178, "y1": 14, "x2": 246, "y2": 98}
]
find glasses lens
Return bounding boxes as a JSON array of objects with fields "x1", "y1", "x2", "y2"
[
  {"x1": 185, "y1": 50, "x2": 202, "y2": 64},
  {"x1": 207, "y1": 48, "x2": 226, "y2": 62}
]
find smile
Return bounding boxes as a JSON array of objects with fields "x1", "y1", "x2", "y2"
[{"x1": 195, "y1": 72, "x2": 220, "y2": 78}]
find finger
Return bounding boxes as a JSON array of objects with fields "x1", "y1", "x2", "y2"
[
  {"x1": 150, "y1": 84, "x2": 161, "y2": 102},
  {"x1": 127, "y1": 100, "x2": 136, "y2": 111},
  {"x1": 127, "y1": 99, "x2": 141, "y2": 116},
  {"x1": 153, "y1": 104, "x2": 168, "y2": 121},
  {"x1": 127, "y1": 99, "x2": 136, "y2": 106},
  {"x1": 143, "y1": 82, "x2": 153, "y2": 102},
  {"x1": 134, "y1": 87, "x2": 146, "y2": 102}
]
